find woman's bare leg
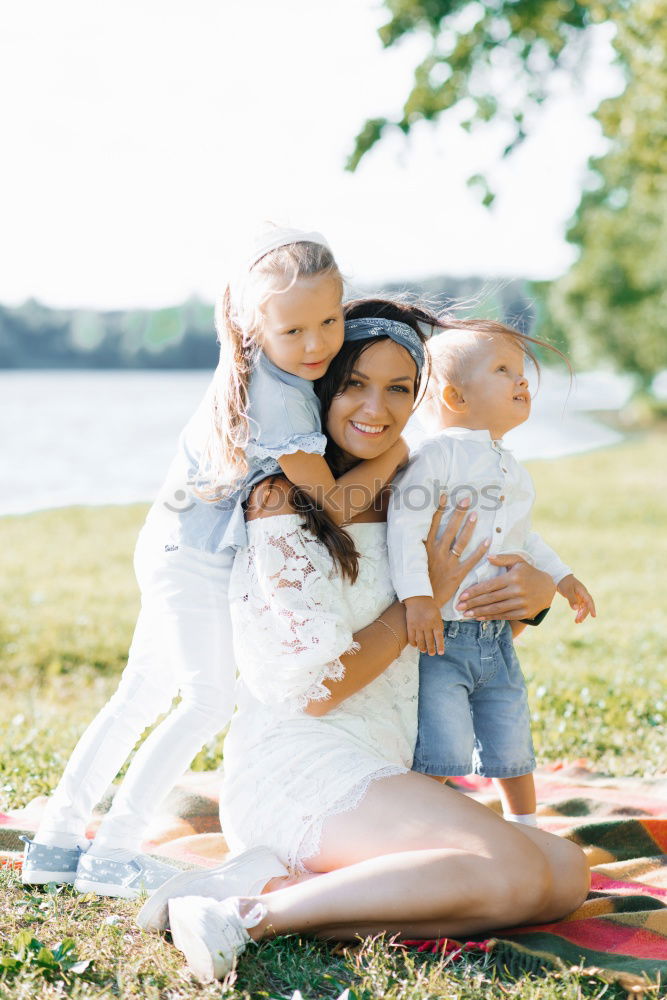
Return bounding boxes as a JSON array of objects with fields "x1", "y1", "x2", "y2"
[
  {"x1": 316, "y1": 822, "x2": 590, "y2": 940},
  {"x1": 243, "y1": 772, "x2": 588, "y2": 942},
  {"x1": 501, "y1": 821, "x2": 589, "y2": 922}
]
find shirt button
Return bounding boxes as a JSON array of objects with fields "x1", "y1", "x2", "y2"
[
  {"x1": 501, "y1": 467, "x2": 508, "y2": 473},
  {"x1": 495, "y1": 526, "x2": 502, "y2": 533}
]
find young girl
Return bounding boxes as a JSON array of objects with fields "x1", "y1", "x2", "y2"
[
  {"x1": 22, "y1": 226, "x2": 408, "y2": 898},
  {"x1": 387, "y1": 319, "x2": 596, "y2": 825}
]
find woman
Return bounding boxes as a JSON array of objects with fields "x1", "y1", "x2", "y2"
[{"x1": 161, "y1": 301, "x2": 589, "y2": 980}]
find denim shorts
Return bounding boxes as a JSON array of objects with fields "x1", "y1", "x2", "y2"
[{"x1": 412, "y1": 619, "x2": 535, "y2": 779}]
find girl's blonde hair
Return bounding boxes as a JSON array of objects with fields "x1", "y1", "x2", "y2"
[{"x1": 196, "y1": 239, "x2": 342, "y2": 500}]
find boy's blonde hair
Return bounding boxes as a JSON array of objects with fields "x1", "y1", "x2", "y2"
[
  {"x1": 427, "y1": 318, "x2": 569, "y2": 395},
  {"x1": 196, "y1": 239, "x2": 342, "y2": 500}
]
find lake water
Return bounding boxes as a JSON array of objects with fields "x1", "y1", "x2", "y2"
[{"x1": 0, "y1": 369, "x2": 632, "y2": 517}]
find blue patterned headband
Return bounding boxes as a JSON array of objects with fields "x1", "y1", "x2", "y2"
[{"x1": 344, "y1": 317, "x2": 425, "y2": 373}]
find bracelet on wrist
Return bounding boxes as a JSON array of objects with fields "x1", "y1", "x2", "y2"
[{"x1": 374, "y1": 616, "x2": 402, "y2": 659}]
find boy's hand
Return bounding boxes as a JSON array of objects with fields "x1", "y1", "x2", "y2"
[
  {"x1": 404, "y1": 596, "x2": 445, "y2": 656},
  {"x1": 557, "y1": 574, "x2": 597, "y2": 623}
]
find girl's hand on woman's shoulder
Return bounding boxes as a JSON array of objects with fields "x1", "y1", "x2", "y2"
[{"x1": 424, "y1": 495, "x2": 491, "y2": 608}]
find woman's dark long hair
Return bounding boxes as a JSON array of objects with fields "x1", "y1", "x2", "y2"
[{"x1": 286, "y1": 297, "x2": 446, "y2": 583}]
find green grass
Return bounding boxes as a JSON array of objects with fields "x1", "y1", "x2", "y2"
[
  {"x1": 0, "y1": 431, "x2": 665, "y2": 999},
  {"x1": 522, "y1": 431, "x2": 667, "y2": 775}
]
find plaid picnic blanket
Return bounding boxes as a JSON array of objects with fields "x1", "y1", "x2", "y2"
[
  {"x1": 3, "y1": 761, "x2": 666, "y2": 989},
  {"x1": 411, "y1": 764, "x2": 667, "y2": 989}
]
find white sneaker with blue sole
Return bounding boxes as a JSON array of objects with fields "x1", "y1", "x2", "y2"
[
  {"x1": 74, "y1": 852, "x2": 181, "y2": 899},
  {"x1": 20, "y1": 836, "x2": 87, "y2": 886}
]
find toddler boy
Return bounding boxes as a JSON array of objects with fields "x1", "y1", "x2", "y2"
[{"x1": 388, "y1": 320, "x2": 595, "y2": 825}]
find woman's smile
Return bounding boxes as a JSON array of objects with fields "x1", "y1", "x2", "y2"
[{"x1": 349, "y1": 420, "x2": 388, "y2": 436}]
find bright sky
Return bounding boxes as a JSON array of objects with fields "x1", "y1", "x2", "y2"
[{"x1": 0, "y1": 1, "x2": 620, "y2": 309}]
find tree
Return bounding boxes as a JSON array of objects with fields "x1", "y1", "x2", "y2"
[
  {"x1": 546, "y1": 0, "x2": 667, "y2": 381},
  {"x1": 351, "y1": 0, "x2": 667, "y2": 380},
  {"x1": 348, "y1": 0, "x2": 608, "y2": 182}
]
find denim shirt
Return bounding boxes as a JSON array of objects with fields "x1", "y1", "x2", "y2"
[{"x1": 144, "y1": 352, "x2": 327, "y2": 553}]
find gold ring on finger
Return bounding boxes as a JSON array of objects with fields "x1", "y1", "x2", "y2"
[{"x1": 450, "y1": 546, "x2": 462, "y2": 558}]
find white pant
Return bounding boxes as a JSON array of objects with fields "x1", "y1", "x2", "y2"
[{"x1": 38, "y1": 527, "x2": 236, "y2": 854}]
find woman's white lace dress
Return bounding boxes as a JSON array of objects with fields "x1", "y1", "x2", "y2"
[{"x1": 219, "y1": 515, "x2": 418, "y2": 873}]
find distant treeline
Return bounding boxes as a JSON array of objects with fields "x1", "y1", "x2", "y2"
[{"x1": 0, "y1": 278, "x2": 534, "y2": 369}]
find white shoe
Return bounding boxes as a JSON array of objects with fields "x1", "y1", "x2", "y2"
[
  {"x1": 73, "y1": 851, "x2": 180, "y2": 899},
  {"x1": 20, "y1": 837, "x2": 87, "y2": 886},
  {"x1": 168, "y1": 896, "x2": 266, "y2": 982},
  {"x1": 136, "y1": 845, "x2": 286, "y2": 931}
]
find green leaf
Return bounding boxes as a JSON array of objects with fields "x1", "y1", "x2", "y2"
[
  {"x1": 346, "y1": 117, "x2": 389, "y2": 171},
  {"x1": 36, "y1": 946, "x2": 58, "y2": 967},
  {"x1": 51, "y1": 938, "x2": 76, "y2": 962},
  {"x1": 12, "y1": 930, "x2": 38, "y2": 959}
]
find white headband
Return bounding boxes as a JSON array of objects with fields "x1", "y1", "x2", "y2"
[
  {"x1": 243, "y1": 227, "x2": 331, "y2": 270},
  {"x1": 228, "y1": 226, "x2": 333, "y2": 330}
]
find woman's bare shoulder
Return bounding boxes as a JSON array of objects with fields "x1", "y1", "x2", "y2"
[{"x1": 245, "y1": 475, "x2": 298, "y2": 521}]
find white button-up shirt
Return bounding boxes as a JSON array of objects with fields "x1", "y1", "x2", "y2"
[{"x1": 387, "y1": 426, "x2": 571, "y2": 620}]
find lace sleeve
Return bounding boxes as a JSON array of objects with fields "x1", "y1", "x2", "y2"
[
  {"x1": 229, "y1": 518, "x2": 359, "y2": 713},
  {"x1": 245, "y1": 431, "x2": 327, "y2": 466}
]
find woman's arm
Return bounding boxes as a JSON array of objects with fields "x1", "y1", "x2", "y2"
[
  {"x1": 306, "y1": 497, "x2": 489, "y2": 716},
  {"x1": 278, "y1": 441, "x2": 408, "y2": 527},
  {"x1": 304, "y1": 599, "x2": 408, "y2": 716}
]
